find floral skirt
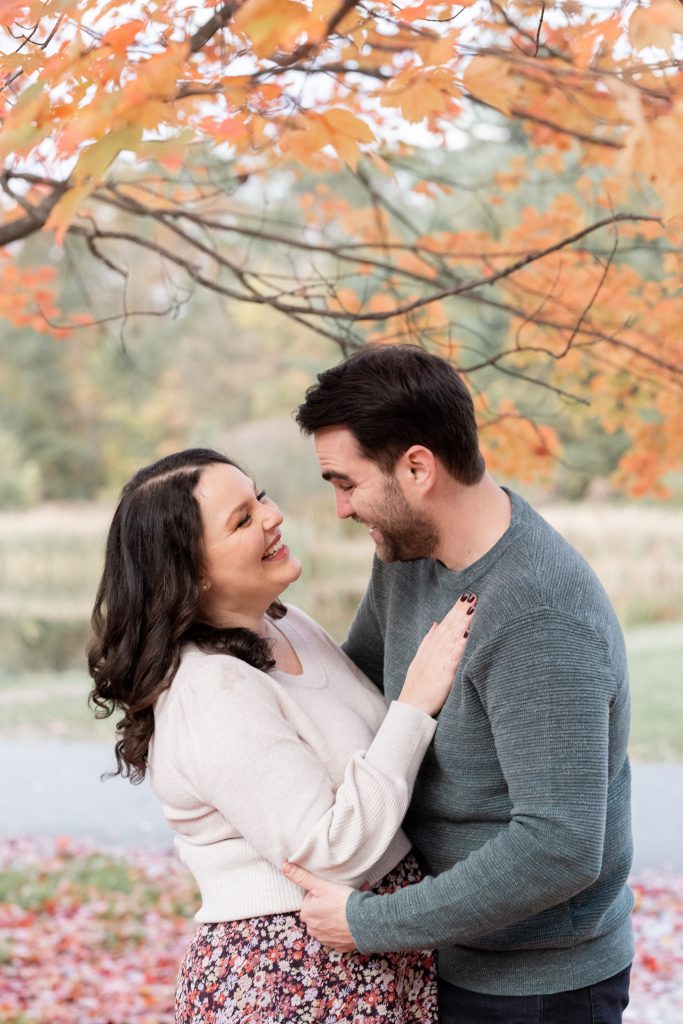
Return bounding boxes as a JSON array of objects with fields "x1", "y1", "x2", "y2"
[{"x1": 176, "y1": 853, "x2": 437, "y2": 1023}]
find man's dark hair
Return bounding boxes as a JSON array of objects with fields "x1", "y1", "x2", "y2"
[{"x1": 295, "y1": 345, "x2": 485, "y2": 485}]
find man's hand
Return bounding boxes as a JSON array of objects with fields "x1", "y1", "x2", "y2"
[{"x1": 282, "y1": 862, "x2": 358, "y2": 952}]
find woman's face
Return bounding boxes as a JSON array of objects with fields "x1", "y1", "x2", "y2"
[{"x1": 194, "y1": 462, "x2": 302, "y2": 627}]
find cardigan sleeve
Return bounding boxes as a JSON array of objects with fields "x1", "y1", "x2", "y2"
[{"x1": 179, "y1": 659, "x2": 436, "y2": 887}]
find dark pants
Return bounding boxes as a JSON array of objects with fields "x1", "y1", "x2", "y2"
[{"x1": 438, "y1": 965, "x2": 631, "y2": 1024}]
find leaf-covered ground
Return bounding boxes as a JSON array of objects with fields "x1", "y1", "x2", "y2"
[{"x1": 0, "y1": 839, "x2": 681, "y2": 1024}]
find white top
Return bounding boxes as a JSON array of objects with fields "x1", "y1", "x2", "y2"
[{"x1": 148, "y1": 605, "x2": 436, "y2": 922}]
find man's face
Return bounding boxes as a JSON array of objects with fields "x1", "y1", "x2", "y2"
[{"x1": 313, "y1": 426, "x2": 439, "y2": 562}]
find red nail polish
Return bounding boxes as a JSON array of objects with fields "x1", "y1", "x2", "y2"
[
  {"x1": 467, "y1": 594, "x2": 476, "y2": 603},
  {"x1": 460, "y1": 593, "x2": 468, "y2": 602},
  {"x1": 463, "y1": 630, "x2": 469, "y2": 638},
  {"x1": 467, "y1": 606, "x2": 475, "y2": 615}
]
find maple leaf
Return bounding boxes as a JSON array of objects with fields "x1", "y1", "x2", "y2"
[
  {"x1": 0, "y1": 0, "x2": 680, "y2": 494},
  {"x1": 300, "y1": 108, "x2": 376, "y2": 170},
  {"x1": 233, "y1": 0, "x2": 316, "y2": 57},
  {"x1": 463, "y1": 55, "x2": 520, "y2": 116},
  {"x1": 101, "y1": 19, "x2": 146, "y2": 52},
  {"x1": 629, "y1": 0, "x2": 683, "y2": 54}
]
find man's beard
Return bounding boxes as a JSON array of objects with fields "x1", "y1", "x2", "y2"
[{"x1": 369, "y1": 476, "x2": 439, "y2": 562}]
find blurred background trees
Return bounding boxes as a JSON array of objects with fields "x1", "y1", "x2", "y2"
[{"x1": 1, "y1": 0, "x2": 681, "y2": 499}]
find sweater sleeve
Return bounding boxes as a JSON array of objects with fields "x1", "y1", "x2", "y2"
[
  {"x1": 346, "y1": 609, "x2": 619, "y2": 950},
  {"x1": 180, "y1": 661, "x2": 436, "y2": 886},
  {"x1": 342, "y1": 568, "x2": 385, "y2": 692}
]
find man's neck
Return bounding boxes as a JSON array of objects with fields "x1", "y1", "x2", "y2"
[{"x1": 431, "y1": 474, "x2": 512, "y2": 572}]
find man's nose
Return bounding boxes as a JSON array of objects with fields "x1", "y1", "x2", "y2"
[{"x1": 335, "y1": 491, "x2": 353, "y2": 519}]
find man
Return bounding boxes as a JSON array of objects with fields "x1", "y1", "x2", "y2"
[{"x1": 284, "y1": 345, "x2": 633, "y2": 1023}]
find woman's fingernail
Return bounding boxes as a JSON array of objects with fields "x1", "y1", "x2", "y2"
[
  {"x1": 463, "y1": 630, "x2": 469, "y2": 638},
  {"x1": 467, "y1": 606, "x2": 475, "y2": 615},
  {"x1": 467, "y1": 594, "x2": 476, "y2": 603},
  {"x1": 460, "y1": 593, "x2": 468, "y2": 602}
]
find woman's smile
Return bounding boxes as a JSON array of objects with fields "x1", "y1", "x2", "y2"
[{"x1": 262, "y1": 538, "x2": 289, "y2": 561}]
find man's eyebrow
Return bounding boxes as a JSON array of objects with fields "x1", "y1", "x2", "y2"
[{"x1": 321, "y1": 470, "x2": 353, "y2": 483}]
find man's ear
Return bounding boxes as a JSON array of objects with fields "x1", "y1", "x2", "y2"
[{"x1": 397, "y1": 445, "x2": 437, "y2": 494}]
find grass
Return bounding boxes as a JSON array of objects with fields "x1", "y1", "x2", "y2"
[
  {"x1": 0, "y1": 622, "x2": 680, "y2": 760},
  {"x1": 0, "y1": 499, "x2": 681, "y2": 756},
  {"x1": 0, "y1": 670, "x2": 112, "y2": 740},
  {"x1": 627, "y1": 622, "x2": 683, "y2": 762}
]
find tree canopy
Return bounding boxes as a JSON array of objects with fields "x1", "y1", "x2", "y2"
[{"x1": 1, "y1": 0, "x2": 681, "y2": 495}]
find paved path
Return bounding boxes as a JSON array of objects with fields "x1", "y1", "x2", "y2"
[{"x1": 4, "y1": 741, "x2": 682, "y2": 871}]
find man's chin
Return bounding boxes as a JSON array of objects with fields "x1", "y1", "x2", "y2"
[
  {"x1": 374, "y1": 536, "x2": 434, "y2": 563},
  {"x1": 372, "y1": 535, "x2": 402, "y2": 563},
  {"x1": 368, "y1": 529, "x2": 393, "y2": 562}
]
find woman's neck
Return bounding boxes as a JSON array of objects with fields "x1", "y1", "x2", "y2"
[{"x1": 199, "y1": 599, "x2": 270, "y2": 637}]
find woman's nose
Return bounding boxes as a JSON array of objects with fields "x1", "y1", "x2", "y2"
[{"x1": 264, "y1": 501, "x2": 283, "y2": 528}]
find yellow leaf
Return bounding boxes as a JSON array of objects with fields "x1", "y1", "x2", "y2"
[
  {"x1": 381, "y1": 69, "x2": 459, "y2": 123},
  {"x1": 233, "y1": 0, "x2": 312, "y2": 57},
  {"x1": 222, "y1": 75, "x2": 253, "y2": 108},
  {"x1": 463, "y1": 56, "x2": 519, "y2": 116},
  {"x1": 44, "y1": 183, "x2": 94, "y2": 244},
  {"x1": 72, "y1": 126, "x2": 143, "y2": 186},
  {"x1": 305, "y1": 108, "x2": 376, "y2": 169},
  {"x1": 629, "y1": 0, "x2": 683, "y2": 54},
  {"x1": 116, "y1": 42, "x2": 188, "y2": 111},
  {"x1": 0, "y1": 50, "x2": 44, "y2": 72},
  {"x1": 319, "y1": 108, "x2": 375, "y2": 144}
]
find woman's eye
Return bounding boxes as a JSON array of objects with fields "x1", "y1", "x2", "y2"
[{"x1": 237, "y1": 491, "x2": 266, "y2": 528}]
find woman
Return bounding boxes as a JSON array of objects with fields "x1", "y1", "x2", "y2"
[{"x1": 88, "y1": 449, "x2": 476, "y2": 1024}]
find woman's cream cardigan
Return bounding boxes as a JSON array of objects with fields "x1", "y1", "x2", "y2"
[{"x1": 148, "y1": 605, "x2": 436, "y2": 922}]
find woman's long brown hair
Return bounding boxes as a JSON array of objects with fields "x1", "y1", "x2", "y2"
[{"x1": 88, "y1": 449, "x2": 285, "y2": 783}]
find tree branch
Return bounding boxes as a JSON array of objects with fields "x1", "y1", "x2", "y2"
[
  {"x1": 190, "y1": 2, "x2": 242, "y2": 53},
  {"x1": 0, "y1": 177, "x2": 67, "y2": 246}
]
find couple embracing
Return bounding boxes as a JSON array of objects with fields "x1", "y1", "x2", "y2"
[{"x1": 89, "y1": 345, "x2": 633, "y2": 1024}]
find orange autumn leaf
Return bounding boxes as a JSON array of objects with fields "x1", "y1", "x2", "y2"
[
  {"x1": 44, "y1": 183, "x2": 94, "y2": 244},
  {"x1": 381, "y1": 68, "x2": 460, "y2": 123},
  {"x1": 463, "y1": 55, "x2": 521, "y2": 116},
  {"x1": 0, "y1": 0, "x2": 680, "y2": 495},
  {"x1": 629, "y1": 0, "x2": 683, "y2": 54},
  {"x1": 232, "y1": 0, "x2": 315, "y2": 57},
  {"x1": 101, "y1": 19, "x2": 146, "y2": 53},
  {"x1": 303, "y1": 108, "x2": 376, "y2": 170}
]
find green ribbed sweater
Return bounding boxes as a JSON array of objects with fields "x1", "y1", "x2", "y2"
[{"x1": 343, "y1": 489, "x2": 634, "y2": 996}]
